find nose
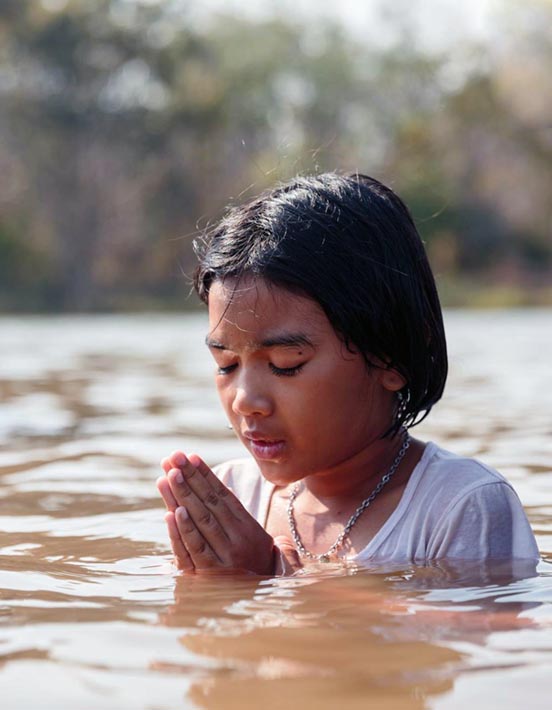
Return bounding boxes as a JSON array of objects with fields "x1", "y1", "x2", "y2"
[{"x1": 231, "y1": 368, "x2": 273, "y2": 418}]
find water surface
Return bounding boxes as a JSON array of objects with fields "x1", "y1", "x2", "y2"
[{"x1": 1, "y1": 311, "x2": 551, "y2": 709}]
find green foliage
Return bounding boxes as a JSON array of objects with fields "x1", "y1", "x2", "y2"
[
  {"x1": 0, "y1": 220, "x2": 57, "y2": 311},
  {"x1": 0, "y1": 0, "x2": 550, "y2": 311},
  {"x1": 0, "y1": 223, "x2": 27, "y2": 286}
]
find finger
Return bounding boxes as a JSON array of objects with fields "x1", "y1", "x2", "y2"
[
  {"x1": 170, "y1": 452, "x2": 237, "y2": 503},
  {"x1": 167, "y1": 467, "x2": 231, "y2": 554},
  {"x1": 165, "y1": 511, "x2": 195, "y2": 573},
  {"x1": 160, "y1": 456, "x2": 173, "y2": 475},
  {"x1": 174, "y1": 506, "x2": 221, "y2": 568},
  {"x1": 174, "y1": 455, "x2": 277, "y2": 569},
  {"x1": 167, "y1": 455, "x2": 237, "y2": 528},
  {"x1": 169, "y1": 457, "x2": 276, "y2": 573},
  {"x1": 173, "y1": 454, "x2": 237, "y2": 519},
  {"x1": 180, "y1": 452, "x2": 250, "y2": 523},
  {"x1": 157, "y1": 475, "x2": 178, "y2": 511},
  {"x1": 168, "y1": 450, "x2": 189, "y2": 471}
]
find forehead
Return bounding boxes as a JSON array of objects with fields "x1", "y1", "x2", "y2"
[{"x1": 207, "y1": 278, "x2": 329, "y2": 341}]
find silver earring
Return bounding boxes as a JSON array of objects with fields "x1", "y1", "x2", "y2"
[
  {"x1": 396, "y1": 388, "x2": 410, "y2": 424},
  {"x1": 226, "y1": 424, "x2": 233, "y2": 430}
]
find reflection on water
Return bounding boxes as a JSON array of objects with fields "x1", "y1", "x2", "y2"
[{"x1": 1, "y1": 311, "x2": 551, "y2": 709}]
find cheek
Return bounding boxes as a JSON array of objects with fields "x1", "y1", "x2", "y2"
[
  {"x1": 320, "y1": 361, "x2": 375, "y2": 406},
  {"x1": 214, "y1": 378, "x2": 233, "y2": 412},
  {"x1": 302, "y1": 365, "x2": 381, "y2": 433}
]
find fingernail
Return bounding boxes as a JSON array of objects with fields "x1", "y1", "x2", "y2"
[
  {"x1": 172, "y1": 452, "x2": 188, "y2": 467},
  {"x1": 176, "y1": 506, "x2": 188, "y2": 520},
  {"x1": 175, "y1": 470, "x2": 184, "y2": 484}
]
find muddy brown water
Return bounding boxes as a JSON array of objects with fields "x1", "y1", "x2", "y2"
[{"x1": 1, "y1": 311, "x2": 551, "y2": 709}]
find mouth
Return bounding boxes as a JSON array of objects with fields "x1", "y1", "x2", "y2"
[{"x1": 243, "y1": 433, "x2": 286, "y2": 461}]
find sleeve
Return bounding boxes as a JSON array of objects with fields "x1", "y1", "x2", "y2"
[{"x1": 427, "y1": 482, "x2": 539, "y2": 560}]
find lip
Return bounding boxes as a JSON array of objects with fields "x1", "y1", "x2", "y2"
[{"x1": 243, "y1": 432, "x2": 286, "y2": 461}]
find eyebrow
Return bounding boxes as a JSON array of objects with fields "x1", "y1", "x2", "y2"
[{"x1": 205, "y1": 333, "x2": 314, "y2": 350}]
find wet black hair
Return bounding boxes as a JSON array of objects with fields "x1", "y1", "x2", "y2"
[{"x1": 193, "y1": 172, "x2": 448, "y2": 434}]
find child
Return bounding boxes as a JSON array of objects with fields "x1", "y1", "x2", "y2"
[{"x1": 157, "y1": 173, "x2": 539, "y2": 575}]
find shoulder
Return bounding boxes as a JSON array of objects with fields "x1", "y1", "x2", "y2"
[
  {"x1": 416, "y1": 443, "x2": 538, "y2": 560},
  {"x1": 410, "y1": 442, "x2": 516, "y2": 512},
  {"x1": 388, "y1": 442, "x2": 506, "y2": 537},
  {"x1": 420, "y1": 442, "x2": 510, "y2": 489},
  {"x1": 416, "y1": 442, "x2": 525, "y2": 522}
]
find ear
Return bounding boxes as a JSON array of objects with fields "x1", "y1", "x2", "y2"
[{"x1": 379, "y1": 367, "x2": 407, "y2": 393}]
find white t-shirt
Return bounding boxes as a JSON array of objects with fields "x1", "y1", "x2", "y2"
[{"x1": 214, "y1": 442, "x2": 539, "y2": 563}]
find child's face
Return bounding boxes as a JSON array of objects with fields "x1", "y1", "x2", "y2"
[{"x1": 207, "y1": 277, "x2": 402, "y2": 485}]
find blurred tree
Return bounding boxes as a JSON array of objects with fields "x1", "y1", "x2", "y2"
[{"x1": 0, "y1": 0, "x2": 550, "y2": 311}]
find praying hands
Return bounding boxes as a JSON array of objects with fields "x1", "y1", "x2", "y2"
[{"x1": 157, "y1": 452, "x2": 300, "y2": 576}]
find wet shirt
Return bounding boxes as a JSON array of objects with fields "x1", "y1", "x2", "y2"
[{"x1": 214, "y1": 442, "x2": 540, "y2": 563}]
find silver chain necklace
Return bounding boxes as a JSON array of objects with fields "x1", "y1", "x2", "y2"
[{"x1": 287, "y1": 431, "x2": 411, "y2": 563}]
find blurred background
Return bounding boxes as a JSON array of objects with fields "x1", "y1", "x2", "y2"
[
  {"x1": 1, "y1": 0, "x2": 551, "y2": 312},
  {"x1": 2, "y1": 5, "x2": 552, "y2": 707}
]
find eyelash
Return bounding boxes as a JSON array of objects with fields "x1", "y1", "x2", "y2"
[
  {"x1": 270, "y1": 363, "x2": 304, "y2": 377},
  {"x1": 217, "y1": 363, "x2": 304, "y2": 377}
]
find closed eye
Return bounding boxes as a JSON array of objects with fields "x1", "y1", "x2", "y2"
[
  {"x1": 217, "y1": 363, "x2": 238, "y2": 375},
  {"x1": 269, "y1": 363, "x2": 304, "y2": 377},
  {"x1": 217, "y1": 362, "x2": 305, "y2": 377}
]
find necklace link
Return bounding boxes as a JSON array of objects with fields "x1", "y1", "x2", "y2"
[{"x1": 287, "y1": 431, "x2": 411, "y2": 562}]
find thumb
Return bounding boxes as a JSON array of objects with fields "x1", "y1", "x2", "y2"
[{"x1": 273, "y1": 535, "x2": 302, "y2": 575}]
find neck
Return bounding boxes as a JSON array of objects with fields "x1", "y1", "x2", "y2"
[{"x1": 301, "y1": 430, "x2": 409, "y2": 503}]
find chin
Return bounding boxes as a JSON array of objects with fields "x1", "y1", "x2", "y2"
[{"x1": 254, "y1": 458, "x2": 304, "y2": 487}]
